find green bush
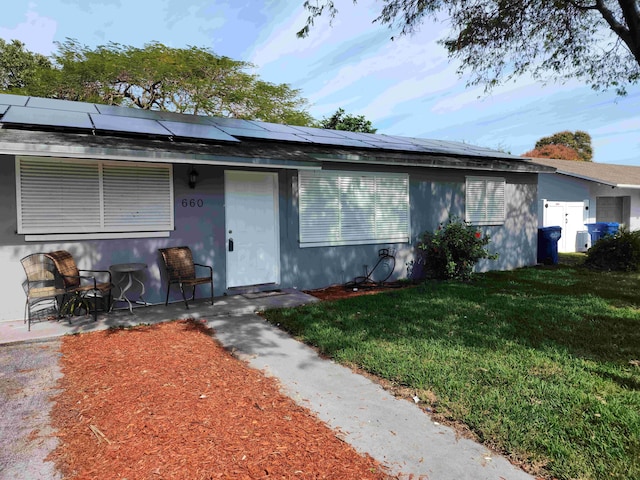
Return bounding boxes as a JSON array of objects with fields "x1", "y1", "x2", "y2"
[
  {"x1": 584, "y1": 227, "x2": 640, "y2": 271},
  {"x1": 418, "y1": 216, "x2": 498, "y2": 281}
]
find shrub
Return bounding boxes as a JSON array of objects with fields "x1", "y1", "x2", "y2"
[
  {"x1": 584, "y1": 227, "x2": 640, "y2": 271},
  {"x1": 418, "y1": 216, "x2": 498, "y2": 281}
]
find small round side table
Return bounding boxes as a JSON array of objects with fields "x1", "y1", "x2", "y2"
[{"x1": 109, "y1": 263, "x2": 148, "y2": 313}]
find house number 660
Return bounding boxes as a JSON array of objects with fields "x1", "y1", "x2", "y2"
[{"x1": 181, "y1": 198, "x2": 204, "y2": 208}]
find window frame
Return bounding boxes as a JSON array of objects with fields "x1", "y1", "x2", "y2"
[
  {"x1": 465, "y1": 176, "x2": 506, "y2": 226},
  {"x1": 298, "y1": 170, "x2": 410, "y2": 248},
  {"x1": 16, "y1": 156, "x2": 174, "y2": 241}
]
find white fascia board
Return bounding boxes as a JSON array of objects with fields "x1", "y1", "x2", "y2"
[{"x1": 0, "y1": 141, "x2": 321, "y2": 170}]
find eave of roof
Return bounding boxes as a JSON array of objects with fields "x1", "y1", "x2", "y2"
[{"x1": 0, "y1": 128, "x2": 551, "y2": 174}]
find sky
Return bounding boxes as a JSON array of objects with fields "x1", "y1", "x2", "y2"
[{"x1": 1, "y1": 0, "x2": 639, "y2": 165}]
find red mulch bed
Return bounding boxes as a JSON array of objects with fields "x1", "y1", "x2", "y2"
[
  {"x1": 48, "y1": 320, "x2": 392, "y2": 479},
  {"x1": 304, "y1": 283, "x2": 412, "y2": 301}
]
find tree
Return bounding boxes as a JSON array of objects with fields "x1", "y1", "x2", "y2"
[
  {"x1": 522, "y1": 144, "x2": 582, "y2": 161},
  {"x1": 298, "y1": 1, "x2": 640, "y2": 95},
  {"x1": 1, "y1": 39, "x2": 315, "y2": 125},
  {"x1": 318, "y1": 108, "x2": 377, "y2": 132},
  {"x1": 532, "y1": 130, "x2": 593, "y2": 161},
  {"x1": 0, "y1": 39, "x2": 51, "y2": 93}
]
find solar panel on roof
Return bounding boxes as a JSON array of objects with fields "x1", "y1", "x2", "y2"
[
  {"x1": 0, "y1": 93, "x2": 29, "y2": 106},
  {"x1": 90, "y1": 114, "x2": 172, "y2": 136},
  {"x1": 158, "y1": 111, "x2": 217, "y2": 125},
  {"x1": 248, "y1": 121, "x2": 304, "y2": 134},
  {"x1": 295, "y1": 134, "x2": 373, "y2": 148},
  {"x1": 94, "y1": 104, "x2": 166, "y2": 120},
  {"x1": 377, "y1": 134, "x2": 421, "y2": 145},
  {"x1": 323, "y1": 129, "x2": 380, "y2": 142},
  {"x1": 404, "y1": 137, "x2": 469, "y2": 155},
  {"x1": 287, "y1": 125, "x2": 354, "y2": 139},
  {"x1": 2, "y1": 106, "x2": 93, "y2": 129},
  {"x1": 216, "y1": 126, "x2": 312, "y2": 143},
  {"x1": 208, "y1": 117, "x2": 266, "y2": 130},
  {"x1": 159, "y1": 120, "x2": 239, "y2": 142},
  {"x1": 361, "y1": 139, "x2": 429, "y2": 152},
  {"x1": 26, "y1": 96, "x2": 98, "y2": 113}
]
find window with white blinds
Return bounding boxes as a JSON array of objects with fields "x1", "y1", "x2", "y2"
[
  {"x1": 16, "y1": 156, "x2": 174, "y2": 235},
  {"x1": 298, "y1": 170, "x2": 410, "y2": 247},
  {"x1": 465, "y1": 176, "x2": 505, "y2": 225}
]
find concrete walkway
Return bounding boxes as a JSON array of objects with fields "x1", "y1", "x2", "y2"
[{"x1": 0, "y1": 290, "x2": 535, "y2": 480}]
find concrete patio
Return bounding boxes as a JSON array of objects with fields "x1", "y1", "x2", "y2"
[{"x1": 0, "y1": 288, "x2": 318, "y2": 346}]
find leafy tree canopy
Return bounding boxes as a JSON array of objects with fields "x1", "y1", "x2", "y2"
[
  {"x1": 533, "y1": 130, "x2": 593, "y2": 161},
  {"x1": 0, "y1": 39, "x2": 315, "y2": 125},
  {"x1": 0, "y1": 39, "x2": 51, "y2": 92},
  {"x1": 298, "y1": 1, "x2": 640, "y2": 95},
  {"x1": 318, "y1": 107, "x2": 377, "y2": 132},
  {"x1": 522, "y1": 144, "x2": 582, "y2": 161}
]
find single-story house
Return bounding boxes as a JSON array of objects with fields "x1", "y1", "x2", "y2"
[
  {"x1": 0, "y1": 94, "x2": 552, "y2": 321},
  {"x1": 529, "y1": 157, "x2": 640, "y2": 253}
]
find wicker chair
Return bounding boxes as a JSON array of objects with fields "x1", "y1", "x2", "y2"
[
  {"x1": 46, "y1": 250, "x2": 113, "y2": 321},
  {"x1": 159, "y1": 246, "x2": 213, "y2": 309},
  {"x1": 20, "y1": 253, "x2": 66, "y2": 331}
]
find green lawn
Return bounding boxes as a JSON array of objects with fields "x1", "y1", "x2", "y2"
[{"x1": 263, "y1": 259, "x2": 640, "y2": 480}]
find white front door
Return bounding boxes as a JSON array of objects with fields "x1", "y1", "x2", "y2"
[{"x1": 225, "y1": 171, "x2": 280, "y2": 288}]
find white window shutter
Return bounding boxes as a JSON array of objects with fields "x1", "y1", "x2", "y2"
[
  {"x1": 375, "y1": 176, "x2": 410, "y2": 241},
  {"x1": 340, "y1": 175, "x2": 376, "y2": 241},
  {"x1": 17, "y1": 157, "x2": 101, "y2": 234},
  {"x1": 485, "y1": 179, "x2": 505, "y2": 222},
  {"x1": 299, "y1": 171, "x2": 341, "y2": 244},
  {"x1": 299, "y1": 170, "x2": 409, "y2": 246},
  {"x1": 17, "y1": 157, "x2": 174, "y2": 235},
  {"x1": 466, "y1": 177, "x2": 505, "y2": 225},
  {"x1": 103, "y1": 163, "x2": 173, "y2": 231}
]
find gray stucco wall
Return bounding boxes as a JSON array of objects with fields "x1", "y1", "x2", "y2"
[
  {"x1": 1, "y1": 155, "x2": 539, "y2": 321},
  {"x1": 280, "y1": 165, "x2": 538, "y2": 290}
]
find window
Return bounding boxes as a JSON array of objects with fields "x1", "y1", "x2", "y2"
[
  {"x1": 298, "y1": 170, "x2": 409, "y2": 247},
  {"x1": 465, "y1": 176, "x2": 505, "y2": 225},
  {"x1": 16, "y1": 156, "x2": 174, "y2": 238}
]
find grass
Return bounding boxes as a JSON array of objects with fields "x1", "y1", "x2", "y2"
[{"x1": 263, "y1": 256, "x2": 640, "y2": 480}]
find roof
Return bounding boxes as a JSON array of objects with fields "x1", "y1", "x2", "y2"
[
  {"x1": 0, "y1": 94, "x2": 549, "y2": 174},
  {"x1": 528, "y1": 157, "x2": 640, "y2": 188}
]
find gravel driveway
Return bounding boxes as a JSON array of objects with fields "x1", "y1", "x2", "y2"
[{"x1": 0, "y1": 340, "x2": 63, "y2": 480}]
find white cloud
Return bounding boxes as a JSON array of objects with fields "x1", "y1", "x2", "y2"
[
  {"x1": 307, "y1": 31, "x2": 450, "y2": 102},
  {"x1": 591, "y1": 117, "x2": 640, "y2": 136},
  {"x1": 0, "y1": 3, "x2": 57, "y2": 55}
]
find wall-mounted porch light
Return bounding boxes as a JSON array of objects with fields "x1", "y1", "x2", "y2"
[{"x1": 188, "y1": 166, "x2": 199, "y2": 189}]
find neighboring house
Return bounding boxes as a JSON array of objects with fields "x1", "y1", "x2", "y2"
[
  {"x1": 0, "y1": 94, "x2": 551, "y2": 321},
  {"x1": 529, "y1": 157, "x2": 640, "y2": 253}
]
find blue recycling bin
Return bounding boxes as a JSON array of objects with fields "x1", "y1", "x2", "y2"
[
  {"x1": 585, "y1": 222, "x2": 619, "y2": 244},
  {"x1": 602, "y1": 222, "x2": 620, "y2": 237},
  {"x1": 537, "y1": 226, "x2": 562, "y2": 265},
  {"x1": 585, "y1": 223, "x2": 604, "y2": 243}
]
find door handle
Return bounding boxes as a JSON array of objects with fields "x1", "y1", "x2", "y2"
[{"x1": 228, "y1": 238, "x2": 234, "y2": 252}]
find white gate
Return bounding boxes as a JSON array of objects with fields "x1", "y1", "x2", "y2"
[{"x1": 540, "y1": 200, "x2": 589, "y2": 253}]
